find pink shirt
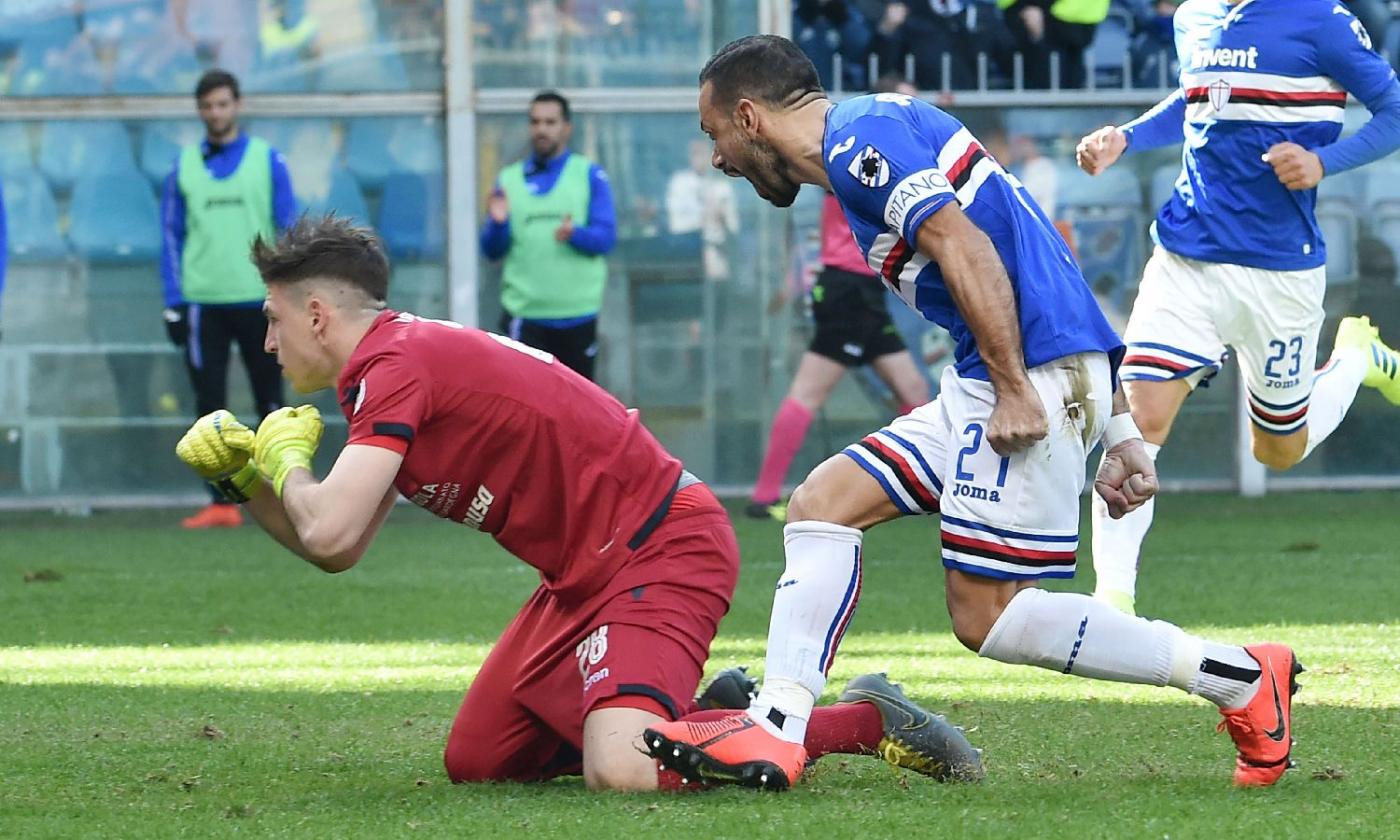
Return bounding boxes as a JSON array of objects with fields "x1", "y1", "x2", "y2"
[{"x1": 819, "y1": 193, "x2": 875, "y2": 276}]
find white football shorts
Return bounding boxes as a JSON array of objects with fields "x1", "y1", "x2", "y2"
[
  {"x1": 843, "y1": 352, "x2": 1113, "y2": 580},
  {"x1": 1119, "y1": 246, "x2": 1326, "y2": 436}
]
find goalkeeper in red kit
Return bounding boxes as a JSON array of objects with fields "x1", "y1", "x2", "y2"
[{"x1": 175, "y1": 215, "x2": 982, "y2": 791}]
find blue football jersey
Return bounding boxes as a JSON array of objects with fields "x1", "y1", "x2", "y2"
[
  {"x1": 1155, "y1": 0, "x2": 1397, "y2": 270},
  {"x1": 823, "y1": 94, "x2": 1122, "y2": 380}
]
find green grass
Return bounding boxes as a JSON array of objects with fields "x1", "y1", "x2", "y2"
[{"x1": 1, "y1": 492, "x2": 1398, "y2": 838}]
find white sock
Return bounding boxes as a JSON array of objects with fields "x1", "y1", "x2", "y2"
[
  {"x1": 1302, "y1": 348, "x2": 1368, "y2": 460},
  {"x1": 1090, "y1": 441, "x2": 1160, "y2": 600},
  {"x1": 748, "y1": 521, "x2": 863, "y2": 744},
  {"x1": 978, "y1": 589, "x2": 1261, "y2": 707}
]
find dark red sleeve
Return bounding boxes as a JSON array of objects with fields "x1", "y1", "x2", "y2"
[{"x1": 344, "y1": 352, "x2": 428, "y2": 455}]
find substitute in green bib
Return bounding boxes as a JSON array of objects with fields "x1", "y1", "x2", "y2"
[
  {"x1": 161, "y1": 69, "x2": 297, "y2": 529},
  {"x1": 481, "y1": 90, "x2": 617, "y2": 381}
]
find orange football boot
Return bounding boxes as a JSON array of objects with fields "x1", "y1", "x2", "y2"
[
  {"x1": 1217, "y1": 643, "x2": 1303, "y2": 787},
  {"x1": 181, "y1": 503, "x2": 244, "y2": 529},
  {"x1": 644, "y1": 713, "x2": 807, "y2": 791}
]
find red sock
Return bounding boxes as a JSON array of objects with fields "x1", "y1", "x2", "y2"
[
  {"x1": 671, "y1": 704, "x2": 883, "y2": 760},
  {"x1": 803, "y1": 701, "x2": 883, "y2": 760},
  {"x1": 898, "y1": 403, "x2": 918, "y2": 416},
  {"x1": 751, "y1": 398, "x2": 814, "y2": 504}
]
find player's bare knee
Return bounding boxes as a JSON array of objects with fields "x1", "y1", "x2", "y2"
[
  {"x1": 582, "y1": 748, "x2": 657, "y2": 792},
  {"x1": 1252, "y1": 434, "x2": 1305, "y2": 471}
]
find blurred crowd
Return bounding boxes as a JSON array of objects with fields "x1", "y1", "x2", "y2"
[
  {"x1": 0, "y1": 0, "x2": 441, "y2": 97},
  {"x1": 791, "y1": 0, "x2": 1400, "y2": 91}
]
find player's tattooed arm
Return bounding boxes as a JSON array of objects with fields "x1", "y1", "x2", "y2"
[{"x1": 915, "y1": 202, "x2": 1048, "y2": 456}]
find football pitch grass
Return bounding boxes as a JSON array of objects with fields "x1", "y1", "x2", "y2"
[{"x1": 2, "y1": 492, "x2": 1397, "y2": 838}]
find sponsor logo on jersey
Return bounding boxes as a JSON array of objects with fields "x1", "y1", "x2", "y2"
[
  {"x1": 353, "y1": 378, "x2": 368, "y2": 415},
  {"x1": 848, "y1": 145, "x2": 890, "y2": 188},
  {"x1": 1190, "y1": 45, "x2": 1259, "y2": 70},
  {"x1": 410, "y1": 481, "x2": 464, "y2": 518},
  {"x1": 462, "y1": 483, "x2": 495, "y2": 529},
  {"x1": 828, "y1": 135, "x2": 855, "y2": 162}
]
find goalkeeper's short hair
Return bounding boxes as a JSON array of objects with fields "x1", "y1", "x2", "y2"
[{"x1": 251, "y1": 214, "x2": 390, "y2": 305}]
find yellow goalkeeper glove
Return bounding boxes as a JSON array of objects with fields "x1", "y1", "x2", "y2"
[
  {"x1": 254, "y1": 404, "x2": 324, "y2": 497},
  {"x1": 175, "y1": 409, "x2": 259, "y2": 502}
]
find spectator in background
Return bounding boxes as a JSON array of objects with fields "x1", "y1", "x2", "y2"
[
  {"x1": 867, "y1": 1, "x2": 977, "y2": 91},
  {"x1": 999, "y1": 0, "x2": 1107, "y2": 89},
  {"x1": 162, "y1": 70, "x2": 296, "y2": 529},
  {"x1": 793, "y1": 0, "x2": 873, "y2": 90},
  {"x1": 745, "y1": 186, "x2": 931, "y2": 520},
  {"x1": 1129, "y1": 0, "x2": 1179, "y2": 89},
  {"x1": 481, "y1": 90, "x2": 616, "y2": 381},
  {"x1": 666, "y1": 139, "x2": 739, "y2": 281}
]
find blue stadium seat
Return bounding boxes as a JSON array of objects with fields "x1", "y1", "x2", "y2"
[
  {"x1": 345, "y1": 117, "x2": 442, "y2": 189},
  {"x1": 1058, "y1": 165, "x2": 1143, "y2": 209},
  {"x1": 0, "y1": 8, "x2": 79, "y2": 54},
  {"x1": 314, "y1": 47, "x2": 410, "y2": 93},
  {"x1": 69, "y1": 170, "x2": 160, "y2": 262},
  {"x1": 1150, "y1": 163, "x2": 1180, "y2": 210},
  {"x1": 304, "y1": 167, "x2": 371, "y2": 228},
  {"x1": 1364, "y1": 161, "x2": 1400, "y2": 210},
  {"x1": 0, "y1": 123, "x2": 33, "y2": 179},
  {"x1": 1317, "y1": 167, "x2": 1367, "y2": 208},
  {"x1": 378, "y1": 172, "x2": 445, "y2": 260},
  {"x1": 4, "y1": 168, "x2": 67, "y2": 262},
  {"x1": 38, "y1": 121, "x2": 137, "y2": 191},
  {"x1": 246, "y1": 51, "x2": 313, "y2": 94},
  {"x1": 1317, "y1": 203, "x2": 1358, "y2": 284},
  {"x1": 1059, "y1": 165, "x2": 1144, "y2": 294},
  {"x1": 137, "y1": 120, "x2": 203, "y2": 186},
  {"x1": 1089, "y1": 11, "x2": 1134, "y2": 88}
]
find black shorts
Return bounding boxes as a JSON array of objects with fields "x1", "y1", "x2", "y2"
[
  {"x1": 808, "y1": 267, "x2": 906, "y2": 367},
  {"x1": 498, "y1": 312, "x2": 598, "y2": 381}
]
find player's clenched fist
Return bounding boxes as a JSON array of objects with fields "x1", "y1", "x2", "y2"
[
  {"x1": 1076, "y1": 125, "x2": 1127, "y2": 176},
  {"x1": 254, "y1": 405, "x2": 324, "y2": 497},
  {"x1": 1093, "y1": 438, "x2": 1159, "y2": 519},
  {"x1": 176, "y1": 409, "x2": 259, "y2": 502},
  {"x1": 1263, "y1": 142, "x2": 1324, "y2": 191}
]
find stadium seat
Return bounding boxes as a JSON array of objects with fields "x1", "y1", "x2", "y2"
[
  {"x1": 0, "y1": 123, "x2": 34, "y2": 179},
  {"x1": 345, "y1": 117, "x2": 442, "y2": 189},
  {"x1": 303, "y1": 167, "x2": 371, "y2": 228},
  {"x1": 137, "y1": 120, "x2": 203, "y2": 186},
  {"x1": 1059, "y1": 164, "x2": 1144, "y2": 294},
  {"x1": 1364, "y1": 161, "x2": 1400, "y2": 210},
  {"x1": 1150, "y1": 163, "x2": 1180, "y2": 210},
  {"x1": 1317, "y1": 167, "x2": 1367, "y2": 209},
  {"x1": 314, "y1": 47, "x2": 411, "y2": 93},
  {"x1": 38, "y1": 121, "x2": 137, "y2": 191},
  {"x1": 69, "y1": 170, "x2": 161, "y2": 262},
  {"x1": 0, "y1": 7, "x2": 80, "y2": 54},
  {"x1": 1089, "y1": 11, "x2": 1133, "y2": 88},
  {"x1": 1317, "y1": 203, "x2": 1359, "y2": 284},
  {"x1": 378, "y1": 172, "x2": 445, "y2": 260},
  {"x1": 1058, "y1": 164, "x2": 1143, "y2": 209},
  {"x1": 4, "y1": 168, "x2": 68, "y2": 262}
]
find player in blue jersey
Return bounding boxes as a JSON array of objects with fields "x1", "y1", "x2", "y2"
[
  {"x1": 643, "y1": 35, "x2": 1302, "y2": 790},
  {"x1": 1077, "y1": 0, "x2": 1400, "y2": 616}
]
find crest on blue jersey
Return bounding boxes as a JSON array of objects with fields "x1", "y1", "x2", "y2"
[
  {"x1": 848, "y1": 145, "x2": 890, "y2": 188},
  {"x1": 1208, "y1": 79, "x2": 1231, "y2": 111}
]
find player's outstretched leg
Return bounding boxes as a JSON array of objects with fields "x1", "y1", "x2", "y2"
[
  {"x1": 644, "y1": 673, "x2": 982, "y2": 789},
  {"x1": 970, "y1": 585, "x2": 1302, "y2": 787},
  {"x1": 1334, "y1": 316, "x2": 1400, "y2": 405},
  {"x1": 836, "y1": 672, "x2": 984, "y2": 781}
]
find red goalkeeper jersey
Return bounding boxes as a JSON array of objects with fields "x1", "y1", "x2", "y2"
[{"x1": 337, "y1": 310, "x2": 683, "y2": 601}]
